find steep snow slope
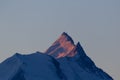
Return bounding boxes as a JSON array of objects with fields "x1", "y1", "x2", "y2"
[
  {"x1": 0, "y1": 32, "x2": 113, "y2": 80},
  {"x1": 45, "y1": 32, "x2": 75, "y2": 58},
  {"x1": 46, "y1": 32, "x2": 113, "y2": 80},
  {"x1": 57, "y1": 43, "x2": 113, "y2": 80},
  {"x1": 0, "y1": 53, "x2": 24, "y2": 80},
  {"x1": 0, "y1": 52, "x2": 66, "y2": 80}
]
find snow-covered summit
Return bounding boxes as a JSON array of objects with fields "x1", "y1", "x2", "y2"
[
  {"x1": 0, "y1": 32, "x2": 113, "y2": 80},
  {"x1": 45, "y1": 32, "x2": 75, "y2": 58},
  {"x1": 61, "y1": 32, "x2": 74, "y2": 44}
]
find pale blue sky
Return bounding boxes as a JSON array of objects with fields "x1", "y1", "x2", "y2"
[{"x1": 0, "y1": 0, "x2": 120, "y2": 79}]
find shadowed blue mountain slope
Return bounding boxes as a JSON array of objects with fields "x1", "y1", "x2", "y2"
[
  {"x1": 45, "y1": 32, "x2": 113, "y2": 80},
  {"x1": 57, "y1": 42, "x2": 113, "y2": 80},
  {"x1": 0, "y1": 52, "x2": 66, "y2": 80},
  {"x1": 0, "y1": 32, "x2": 113, "y2": 80}
]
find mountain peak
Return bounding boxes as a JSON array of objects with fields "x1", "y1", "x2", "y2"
[
  {"x1": 45, "y1": 32, "x2": 75, "y2": 58},
  {"x1": 66, "y1": 42, "x2": 85, "y2": 57},
  {"x1": 0, "y1": 32, "x2": 113, "y2": 80},
  {"x1": 62, "y1": 32, "x2": 68, "y2": 36},
  {"x1": 61, "y1": 32, "x2": 74, "y2": 44},
  {"x1": 76, "y1": 42, "x2": 81, "y2": 47},
  {"x1": 75, "y1": 42, "x2": 85, "y2": 52}
]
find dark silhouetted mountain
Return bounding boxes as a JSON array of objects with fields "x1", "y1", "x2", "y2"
[
  {"x1": 0, "y1": 32, "x2": 113, "y2": 80},
  {"x1": 0, "y1": 52, "x2": 66, "y2": 80}
]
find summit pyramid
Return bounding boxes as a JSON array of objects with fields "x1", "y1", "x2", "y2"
[{"x1": 0, "y1": 32, "x2": 113, "y2": 80}]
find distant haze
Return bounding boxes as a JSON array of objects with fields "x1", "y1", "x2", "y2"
[{"x1": 0, "y1": 0, "x2": 120, "y2": 80}]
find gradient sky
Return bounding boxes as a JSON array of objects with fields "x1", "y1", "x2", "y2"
[{"x1": 0, "y1": 0, "x2": 120, "y2": 80}]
